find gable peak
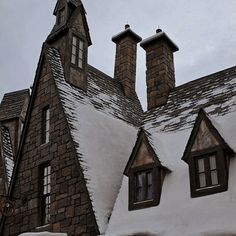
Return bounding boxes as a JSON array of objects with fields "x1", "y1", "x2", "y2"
[
  {"x1": 53, "y1": 0, "x2": 82, "y2": 16},
  {"x1": 182, "y1": 109, "x2": 234, "y2": 163}
]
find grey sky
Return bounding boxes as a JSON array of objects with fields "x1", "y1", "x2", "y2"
[{"x1": 0, "y1": 0, "x2": 236, "y2": 109}]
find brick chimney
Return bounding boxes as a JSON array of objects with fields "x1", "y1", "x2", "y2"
[
  {"x1": 140, "y1": 29, "x2": 179, "y2": 110},
  {"x1": 112, "y1": 25, "x2": 142, "y2": 98}
]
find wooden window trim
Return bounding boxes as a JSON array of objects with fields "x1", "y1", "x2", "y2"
[
  {"x1": 129, "y1": 163, "x2": 162, "y2": 210},
  {"x1": 189, "y1": 146, "x2": 229, "y2": 198},
  {"x1": 71, "y1": 35, "x2": 85, "y2": 70},
  {"x1": 39, "y1": 162, "x2": 51, "y2": 226}
]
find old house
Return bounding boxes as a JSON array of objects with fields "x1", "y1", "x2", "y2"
[
  {"x1": 0, "y1": 0, "x2": 236, "y2": 235},
  {"x1": 0, "y1": 89, "x2": 30, "y2": 197}
]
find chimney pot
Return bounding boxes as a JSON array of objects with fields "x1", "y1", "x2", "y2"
[{"x1": 125, "y1": 24, "x2": 130, "y2": 29}]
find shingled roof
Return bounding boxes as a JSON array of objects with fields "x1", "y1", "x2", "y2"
[
  {"x1": 46, "y1": 47, "x2": 143, "y2": 233},
  {"x1": 106, "y1": 65, "x2": 236, "y2": 236},
  {"x1": 0, "y1": 89, "x2": 30, "y2": 121},
  {"x1": 145, "y1": 66, "x2": 236, "y2": 133},
  {"x1": 0, "y1": 126, "x2": 14, "y2": 185}
]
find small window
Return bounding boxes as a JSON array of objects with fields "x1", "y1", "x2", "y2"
[
  {"x1": 135, "y1": 171, "x2": 153, "y2": 202},
  {"x1": 71, "y1": 35, "x2": 84, "y2": 69},
  {"x1": 40, "y1": 163, "x2": 51, "y2": 225},
  {"x1": 196, "y1": 154, "x2": 219, "y2": 189},
  {"x1": 129, "y1": 164, "x2": 164, "y2": 211},
  {"x1": 42, "y1": 106, "x2": 50, "y2": 144},
  {"x1": 58, "y1": 8, "x2": 65, "y2": 25},
  {"x1": 189, "y1": 148, "x2": 229, "y2": 198}
]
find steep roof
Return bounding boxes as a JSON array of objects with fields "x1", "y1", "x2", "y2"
[
  {"x1": 46, "y1": 47, "x2": 143, "y2": 233},
  {"x1": 48, "y1": 0, "x2": 92, "y2": 46},
  {"x1": 106, "y1": 66, "x2": 236, "y2": 236},
  {"x1": 0, "y1": 126, "x2": 14, "y2": 185},
  {"x1": 0, "y1": 89, "x2": 30, "y2": 121}
]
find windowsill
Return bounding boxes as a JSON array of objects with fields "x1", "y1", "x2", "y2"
[
  {"x1": 134, "y1": 199, "x2": 153, "y2": 204},
  {"x1": 40, "y1": 142, "x2": 50, "y2": 148},
  {"x1": 34, "y1": 224, "x2": 51, "y2": 232},
  {"x1": 196, "y1": 184, "x2": 220, "y2": 191}
]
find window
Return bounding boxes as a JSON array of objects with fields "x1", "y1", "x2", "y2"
[
  {"x1": 42, "y1": 106, "x2": 50, "y2": 144},
  {"x1": 128, "y1": 164, "x2": 164, "y2": 211},
  {"x1": 189, "y1": 148, "x2": 229, "y2": 198},
  {"x1": 40, "y1": 163, "x2": 51, "y2": 225},
  {"x1": 196, "y1": 154, "x2": 218, "y2": 189},
  {"x1": 135, "y1": 170, "x2": 153, "y2": 202},
  {"x1": 71, "y1": 35, "x2": 84, "y2": 69},
  {"x1": 58, "y1": 7, "x2": 65, "y2": 25}
]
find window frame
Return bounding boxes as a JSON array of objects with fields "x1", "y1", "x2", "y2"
[
  {"x1": 128, "y1": 163, "x2": 162, "y2": 210},
  {"x1": 189, "y1": 146, "x2": 229, "y2": 198},
  {"x1": 41, "y1": 106, "x2": 50, "y2": 145},
  {"x1": 39, "y1": 162, "x2": 51, "y2": 226},
  {"x1": 71, "y1": 35, "x2": 85, "y2": 70}
]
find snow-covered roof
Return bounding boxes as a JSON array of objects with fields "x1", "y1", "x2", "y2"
[
  {"x1": 19, "y1": 232, "x2": 67, "y2": 236},
  {"x1": 0, "y1": 126, "x2": 14, "y2": 185},
  {"x1": 106, "y1": 66, "x2": 236, "y2": 236},
  {"x1": 47, "y1": 47, "x2": 142, "y2": 234}
]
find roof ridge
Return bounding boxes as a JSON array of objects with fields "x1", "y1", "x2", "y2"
[
  {"x1": 175, "y1": 65, "x2": 236, "y2": 90},
  {"x1": 2, "y1": 89, "x2": 30, "y2": 97},
  {"x1": 88, "y1": 64, "x2": 114, "y2": 81}
]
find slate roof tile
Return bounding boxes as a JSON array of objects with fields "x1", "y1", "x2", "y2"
[{"x1": 0, "y1": 89, "x2": 30, "y2": 121}]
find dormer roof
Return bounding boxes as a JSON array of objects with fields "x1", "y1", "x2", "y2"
[{"x1": 182, "y1": 109, "x2": 235, "y2": 163}]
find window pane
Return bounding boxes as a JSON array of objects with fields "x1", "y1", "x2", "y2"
[
  {"x1": 46, "y1": 132, "x2": 49, "y2": 143},
  {"x1": 78, "y1": 59, "x2": 83, "y2": 68},
  {"x1": 209, "y1": 155, "x2": 217, "y2": 170},
  {"x1": 72, "y1": 45, "x2": 76, "y2": 55},
  {"x1": 79, "y1": 40, "x2": 84, "y2": 50},
  {"x1": 211, "y1": 170, "x2": 218, "y2": 185},
  {"x1": 72, "y1": 36, "x2": 77, "y2": 46},
  {"x1": 136, "y1": 173, "x2": 144, "y2": 202},
  {"x1": 79, "y1": 50, "x2": 83, "y2": 59},
  {"x1": 197, "y1": 159, "x2": 205, "y2": 173},
  {"x1": 71, "y1": 54, "x2": 76, "y2": 64},
  {"x1": 147, "y1": 172, "x2": 153, "y2": 200},
  {"x1": 199, "y1": 173, "x2": 206, "y2": 188}
]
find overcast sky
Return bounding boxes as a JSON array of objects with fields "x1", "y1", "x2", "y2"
[{"x1": 0, "y1": 0, "x2": 236, "y2": 109}]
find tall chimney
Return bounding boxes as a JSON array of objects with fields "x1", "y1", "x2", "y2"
[
  {"x1": 140, "y1": 29, "x2": 179, "y2": 110},
  {"x1": 112, "y1": 25, "x2": 142, "y2": 98}
]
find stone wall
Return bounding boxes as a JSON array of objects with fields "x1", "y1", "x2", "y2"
[
  {"x1": 114, "y1": 37, "x2": 138, "y2": 98},
  {"x1": 2, "y1": 58, "x2": 98, "y2": 236}
]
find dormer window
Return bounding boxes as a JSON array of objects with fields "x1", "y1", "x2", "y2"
[
  {"x1": 124, "y1": 129, "x2": 169, "y2": 211},
  {"x1": 196, "y1": 154, "x2": 218, "y2": 189},
  {"x1": 182, "y1": 109, "x2": 234, "y2": 198},
  {"x1": 71, "y1": 35, "x2": 84, "y2": 69},
  {"x1": 58, "y1": 7, "x2": 65, "y2": 25},
  {"x1": 135, "y1": 170, "x2": 153, "y2": 202}
]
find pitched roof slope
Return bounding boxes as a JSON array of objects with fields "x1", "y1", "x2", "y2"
[
  {"x1": 106, "y1": 66, "x2": 236, "y2": 236},
  {"x1": 0, "y1": 126, "x2": 14, "y2": 185},
  {"x1": 0, "y1": 89, "x2": 30, "y2": 121},
  {"x1": 145, "y1": 66, "x2": 236, "y2": 133},
  {"x1": 47, "y1": 47, "x2": 142, "y2": 233}
]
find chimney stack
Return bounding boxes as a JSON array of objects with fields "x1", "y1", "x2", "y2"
[
  {"x1": 112, "y1": 25, "x2": 142, "y2": 98},
  {"x1": 141, "y1": 29, "x2": 179, "y2": 110}
]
